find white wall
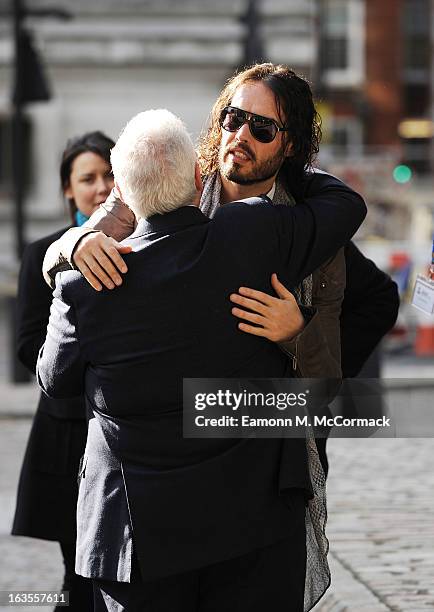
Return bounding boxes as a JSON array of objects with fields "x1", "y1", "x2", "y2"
[{"x1": 27, "y1": 64, "x2": 228, "y2": 217}]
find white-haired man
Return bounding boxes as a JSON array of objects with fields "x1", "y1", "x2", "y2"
[{"x1": 38, "y1": 109, "x2": 365, "y2": 612}]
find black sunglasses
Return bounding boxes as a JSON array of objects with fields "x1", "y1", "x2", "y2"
[{"x1": 219, "y1": 106, "x2": 289, "y2": 143}]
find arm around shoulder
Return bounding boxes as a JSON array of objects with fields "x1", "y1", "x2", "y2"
[
  {"x1": 42, "y1": 226, "x2": 99, "y2": 288},
  {"x1": 16, "y1": 240, "x2": 53, "y2": 373},
  {"x1": 37, "y1": 273, "x2": 86, "y2": 398},
  {"x1": 275, "y1": 172, "x2": 366, "y2": 284},
  {"x1": 42, "y1": 190, "x2": 136, "y2": 289}
]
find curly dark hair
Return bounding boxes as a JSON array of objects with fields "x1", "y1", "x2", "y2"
[{"x1": 198, "y1": 63, "x2": 322, "y2": 188}]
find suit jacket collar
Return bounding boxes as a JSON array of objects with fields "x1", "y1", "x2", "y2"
[{"x1": 130, "y1": 206, "x2": 209, "y2": 238}]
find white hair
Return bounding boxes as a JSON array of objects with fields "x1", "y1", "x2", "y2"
[{"x1": 110, "y1": 109, "x2": 197, "y2": 218}]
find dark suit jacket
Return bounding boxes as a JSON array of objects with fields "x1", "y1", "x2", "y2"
[
  {"x1": 12, "y1": 228, "x2": 87, "y2": 543},
  {"x1": 341, "y1": 241, "x2": 399, "y2": 377},
  {"x1": 37, "y1": 191, "x2": 366, "y2": 582}
]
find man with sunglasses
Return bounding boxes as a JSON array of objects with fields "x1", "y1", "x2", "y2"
[
  {"x1": 42, "y1": 63, "x2": 398, "y2": 609},
  {"x1": 43, "y1": 63, "x2": 398, "y2": 417},
  {"x1": 197, "y1": 65, "x2": 398, "y2": 476},
  {"x1": 38, "y1": 108, "x2": 366, "y2": 612}
]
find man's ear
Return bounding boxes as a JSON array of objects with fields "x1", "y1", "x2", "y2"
[
  {"x1": 194, "y1": 162, "x2": 203, "y2": 192},
  {"x1": 114, "y1": 180, "x2": 124, "y2": 201}
]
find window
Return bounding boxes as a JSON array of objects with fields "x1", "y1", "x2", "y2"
[
  {"x1": 321, "y1": 116, "x2": 364, "y2": 160},
  {"x1": 322, "y1": 1, "x2": 348, "y2": 70},
  {"x1": 403, "y1": 85, "x2": 429, "y2": 116},
  {"x1": 320, "y1": 0, "x2": 365, "y2": 87},
  {"x1": 402, "y1": 0, "x2": 430, "y2": 79},
  {"x1": 324, "y1": 38, "x2": 348, "y2": 71},
  {"x1": 331, "y1": 125, "x2": 350, "y2": 149}
]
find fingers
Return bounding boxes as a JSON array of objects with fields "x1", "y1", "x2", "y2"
[
  {"x1": 230, "y1": 279, "x2": 303, "y2": 343},
  {"x1": 271, "y1": 273, "x2": 293, "y2": 299},
  {"x1": 237, "y1": 322, "x2": 267, "y2": 337},
  {"x1": 237, "y1": 286, "x2": 276, "y2": 306},
  {"x1": 231, "y1": 307, "x2": 267, "y2": 326},
  {"x1": 78, "y1": 261, "x2": 103, "y2": 292},
  {"x1": 229, "y1": 293, "x2": 269, "y2": 315},
  {"x1": 80, "y1": 254, "x2": 118, "y2": 290},
  {"x1": 94, "y1": 248, "x2": 124, "y2": 286},
  {"x1": 117, "y1": 245, "x2": 133, "y2": 254},
  {"x1": 106, "y1": 238, "x2": 129, "y2": 274},
  {"x1": 73, "y1": 233, "x2": 129, "y2": 290}
]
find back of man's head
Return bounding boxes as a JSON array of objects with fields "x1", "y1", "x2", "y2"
[{"x1": 111, "y1": 109, "x2": 197, "y2": 219}]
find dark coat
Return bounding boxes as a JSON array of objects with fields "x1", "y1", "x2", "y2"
[
  {"x1": 314, "y1": 241, "x2": 399, "y2": 476},
  {"x1": 341, "y1": 241, "x2": 399, "y2": 377},
  {"x1": 283, "y1": 172, "x2": 399, "y2": 379},
  {"x1": 37, "y1": 185, "x2": 366, "y2": 582},
  {"x1": 11, "y1": 227, "x2": 87, "y2": 542}
]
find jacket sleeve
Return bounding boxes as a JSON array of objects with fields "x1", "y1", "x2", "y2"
[
  {"x1": 42, "y1": 189, "x2": 136, "y2": 288},
  {"x1": 280, "y1": 249, "x2": 345, "y2": 380},
  {"x1": 36, "y1": 274, "x2": 86, "y2": 399},
  {"x1": 340, "y1": 241, "x2": 400, "y2": 377},
  {"x1": 275, "y1": 171, "x2": 366, "y2": 284},
  {"x1": 16, "y1": 241, "x2": 54, "y2": 374}
]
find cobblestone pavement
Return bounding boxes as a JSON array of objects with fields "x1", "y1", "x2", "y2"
[
  {"x1": 317, "y1": 437, "x2": 434, "y2": 611},
  {"x1": 0, "y1": 418, "x2": 62, "y2": 612}
]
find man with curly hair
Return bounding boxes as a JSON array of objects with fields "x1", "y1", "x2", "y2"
[{"x1": 42, "y1": 63, "x2": 398, "y2": 611}]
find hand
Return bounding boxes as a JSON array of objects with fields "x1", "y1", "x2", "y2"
[
  {"x1": 72, "y1": 232, "x2": 132, "y2": 291},
  {"x1": 230, "y1": 273, "x2": 305, "y2": 342}
]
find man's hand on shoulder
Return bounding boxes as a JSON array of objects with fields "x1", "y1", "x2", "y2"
[{"x1": 73, "y1": 232, "x2": 132, "y2": 291}]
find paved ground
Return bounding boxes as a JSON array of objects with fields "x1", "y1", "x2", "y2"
[
  {"x1": 0, "y1": 300, "x2": 434, "y2": 610},
  {"x1": 320, "y1": 437, "x2": 434, "y2": 611},
  {"x1": 1, "y1": 386, "x2": 434, "y2": 611}
]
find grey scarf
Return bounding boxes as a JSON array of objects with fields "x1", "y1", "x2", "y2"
[{"x1": 200, "y1": 171, "x2": 330, "y2": 612}]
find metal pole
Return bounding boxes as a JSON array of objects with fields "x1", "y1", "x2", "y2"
[
  {"x1": 242, "y1": 0, "x2": 265, "y2": 66},
  {"x1": 10, "y1": 0, "x2": 31, "y2": 383},
  {"x1": 12, "y1": 0, "x2": 26, "y2": 260}
]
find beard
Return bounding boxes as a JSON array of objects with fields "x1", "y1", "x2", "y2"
[{"x1": 219, "y1": 145, "x2": 286, "y2": 185}]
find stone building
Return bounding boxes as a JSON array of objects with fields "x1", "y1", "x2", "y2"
[
  {"x1": 0, "y1": 0, "x2": 432, "y2": 269},
  {"x1": 0, "y1": 0, "x2": 317, "y2": 250}
]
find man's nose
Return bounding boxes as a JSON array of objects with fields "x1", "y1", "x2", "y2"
[{"x1": 235, "y1": 121, "x2": 251, "y2": 141}]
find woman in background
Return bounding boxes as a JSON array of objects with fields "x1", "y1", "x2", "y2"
[{"x1": 12, "y1": 131, "x2": 115, "y2": 611}]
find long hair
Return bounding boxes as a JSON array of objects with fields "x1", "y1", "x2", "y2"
[
  {"x1": 60, "y1": 131, "x2": 115, "y2": 222},
  {"x1": 198, "y1": 63, "x2": 322, "y2": 188}
]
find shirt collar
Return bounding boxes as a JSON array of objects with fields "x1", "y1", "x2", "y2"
[{"x1": 266, "y1": 183, "x2": 276, "y2": 200}]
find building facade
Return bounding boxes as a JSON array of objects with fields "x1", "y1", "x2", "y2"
[{"x1": 0, "y1": 0, "x2": 432, "y2": 272}]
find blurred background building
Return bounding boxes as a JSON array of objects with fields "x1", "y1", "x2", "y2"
[{"x1": 0, "y1": 0, "x2": 433, "y2": 364}]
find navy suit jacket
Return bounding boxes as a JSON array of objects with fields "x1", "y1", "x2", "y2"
[{"x1": 37, "y1": 190, "x2": 366, "y2": 582}]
